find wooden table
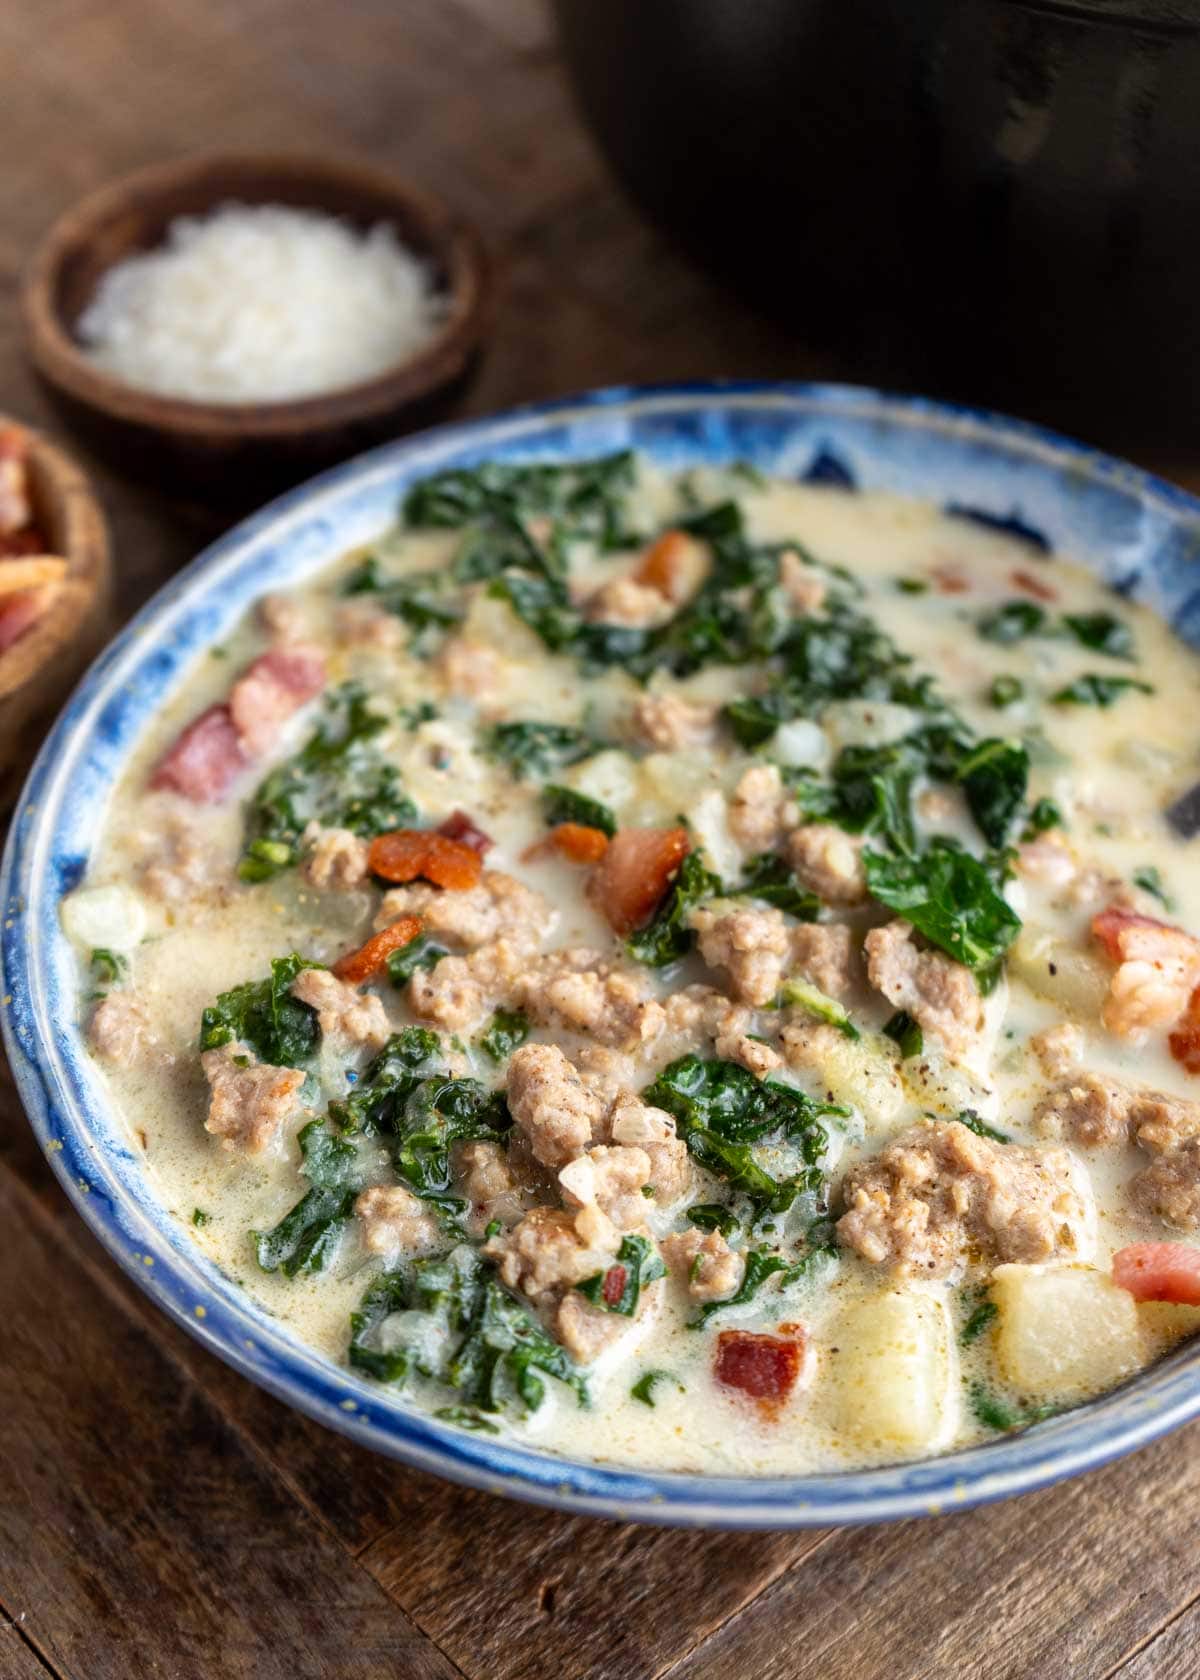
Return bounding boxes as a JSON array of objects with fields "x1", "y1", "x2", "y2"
[{"x1": 2, "y1": 5, "x2": 1199, "y2": 1677}]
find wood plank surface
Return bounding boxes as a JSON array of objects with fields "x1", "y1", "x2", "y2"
[{"x1": 1, "y1": 3, "x2": 1199, "y2": 1679}]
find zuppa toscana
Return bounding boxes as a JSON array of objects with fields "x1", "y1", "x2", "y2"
[{"x1": 62, "y1": 451, "x2": 1200, "y2": 1473}]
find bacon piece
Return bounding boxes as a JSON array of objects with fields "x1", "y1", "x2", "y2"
[
  {"x1": 149, "y1": 704, "x2": 248, "y2": 801},
  {"x1": 550, "y1": 823, "x2": 609, "y2": 865},
  {"x1": 714, "y1": 1329, "x2": 805, "y2": 1404},
  {"x1": 1112, "y1": 1242, "x2": 1200, "y2": 1305},
  {"x1": 931, "y1": 564, "x2": 969, "y2": 595},
  {"x1": 1170, "y1": 985, "x2": 1200, "y2": 1074},
  {"x1": 587, "y1": 826, "x2": 690, "y2": 935},
  {"x1": 228, "y1": 643, "x2": 327, "y2": 758},
  {"x1": 367, "y1": 830, "x2": 484, "y2": 891},
  {"x1": 601, "y1": 1264, "x2": 628, "y2": 1307},
  {"x1": 1091, "y1": 906, "x2": 1178, "y2": 961},
  {"x1": 332, "y1": 914, "x2": 422, "y2": 983},
  {"x1": 633, "y1": 529, "x2": 706, "y2": 602},
  {"x1": 436, "y1": 810, "x2": 494, "y2": 855},
  {"x1": 1010, "y1": 567, "x2": 1058, "y2": 603}
]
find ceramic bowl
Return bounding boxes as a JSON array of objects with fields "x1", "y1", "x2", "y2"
[{"x1": 6, "y1": 382, "x2": 1200, "y2": 1529}]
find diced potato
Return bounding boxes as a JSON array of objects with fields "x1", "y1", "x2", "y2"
[
  {"x1": 568, "y1": 749, "x2": 639, "y2": 814},
  {"x1": 831, "y1": 1291, "x2": 956, "y2": 1451},
  {"x1": 1138, "y1": 1300, "x2": 1200, "y2": 1352},
  {"x1": 1009, "y1": 928, "x2": 1109, "y2": 1018},
  {"x1": 60, "y1": 883, "x2": 147, "y2": 954},
  {"x1": 799, "y1": 1029, "x2": 903, "y2": 1131},
  {"x1": 992, "y1": 1264, "x2": 1142, "y2": 1400}
]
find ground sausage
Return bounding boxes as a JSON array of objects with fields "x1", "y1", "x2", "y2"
[
  {"x1": 515, "y1": 949, "x2": 666, "y2": 1050},
  {"x1": 484, "y1": 1204, "x2": 619, "y2": 1301},
  {"x1": 791, "y1": 922, "x2": 855, "y2": 998},
  {"x1": 558, "y1": 1144, "x2": 653, "y2": 1230},
  {"x1": 301, "y1": 825, "x2": 370, "y2": 891},
  {"x1": 728, "y1": 765, "x2": 785, "y2": 853},
  {"x1": 291, "y1": 967, "x2": 391, "y2": 1050},
  {"x1": 661, "y1": 1228, "x2": 746, "y2": 1302},
  {"x1": 1029, "y1": 1021, "x2": 1084, "y2": 1078},
  {"x1": 837, "y1": 1118, "x2": 1092, "y2": 1279},
  {"x1": 690, "y1": 903, "x2": 792, "y2": 1008},
  {"x1": 786, "y1": 824, "x2": 867, "y2": 906},
  {"x1": 630, "y1": 694, "x2": 717, "y2": 751},
  {"x1": 506, "y1": 1042, "x2": 607, "y2": 1170},
  {"x1": 354, "y1": 1184, "x2": 441, "y2": 1255},
  {"x1": 376, "y1": 871, "x2": 553, "y2": 951},
  {"x1": 864, "y1": 919, "x2": 984, "y2": 1060},
  {"x1": 778, "y1": 549, "x2": 827, "y2": 614},
  {"x1": 89, "y1": 992, "x2": 156, "y2": 1066},
  {"x1": 201, "y1": 1042, "x2": 305, "y2": 1154},
  {"x1": 608, "y1": 1094, "x2": 692, "y2": 1203}
]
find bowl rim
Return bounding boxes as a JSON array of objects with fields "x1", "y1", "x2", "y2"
[
  {"x1": 0, "y1": 414, "x2": 112, "y2": 695},
  {"x1": 20, "y1": 149, "x2": 490, "y2": 440},
  {"x1": 7, "y1": 377, "x2": 1200, "y2": 1530}
]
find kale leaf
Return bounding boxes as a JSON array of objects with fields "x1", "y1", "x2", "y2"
[
  {"x1": 863, "y1": 840, "x2": 1021, "y2": 974},
  {"x1": 341, "y1": 558, "x2": 462, "y2": 636},
  {"x1": 643, "y1": 1055, "x2": 844, "y2": 1218},
  {"x1": 199, "y1": 954, "x2": 321, "y2": 1067},
  {"x1": 254, "y1": 1120, "x2": 361, "y2": 1276},
  {"x1": 776, "y1": 978, "x2": 859, "y2": 1039},
  {"x1": 479, "y1": 1009, "x2": 530, "y2": 1062},
  {"x1": 240, "y1": 683, "x2": 416, "y2": 882},
  {"x1": 989, "y1": 674, "x2": 1024, "y2": 709},
  {"x1": 575, "y1": 1234, "x2": 665, "y2": 1316},
  {"x1": 1052, "y1": 673, "x2": 1154, "y2": 707},
  {"x1": 1022, "y1": 796, "x2": 1063, "y2": 838},
  {"x1": 483, "y1": 720, "x2": 601, "y2": 780},
  {"x1": 541, "y1": 782, "x2": 617, "y2": 837},
  {"x1": 625, "y1": 851, "x2": 723, "y2": 968},
  {"x1": 883, "y1": 1010, "x2": 924, "y2": 1058},
  {"x1": 386, "y1": 933, "x2": 449, "y2": 987},
  {"x1": 403, "y1": 451, "x2": 639, "y2": 551},
  {"x1": 955, "y1": 737, "x2": 1029, "y2": 847},
  {"x1": 1060, "y1": 611, "x2": 1134, "y2": 661},
  {"x1": 736, "y1": 853, "x2": 820, "y2": 920},
  {"x1": 955, "y1": 1108, "x2": 1012, "y2": 1144},
  {"x1": 686, "y1": 1203, "x2": 742, "y2": 1237},
  {"x1": 977, "y1": 601, "x2": 1046, "y2": 644}
]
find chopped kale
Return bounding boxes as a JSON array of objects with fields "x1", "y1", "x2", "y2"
[
  {"x1": 955, "y1": 1108, "x2": 1012, "y2": 1144},
  {"x1": 348, "y1": 1243, "x2": 481, "y2": 1385},
  {"x1": 735, "y1": 853, "x2": 820, "y2": 919},
  {"x1": 864, "y1": 841, "x2": 1021, "y2": 975},
  {"x1": 434, "y1": 1405, "x2": 500, "y2": 1433},
  {"x1": 386, "y1": 934, "x2": 449, "y2": 987},
  {"x1": 403, "y1": 451, "x2": 640, "y2": 552},
  {"x1": 1051, "y1": 673, "x2": 1153, "y2": 707},
  {"x1": 254, "y1": 1120, "x2": 361, "y2": 1276},
  {"x1": 955, "y1": 737, "x2": 1029, "y2": 848},
  {"x1": 341, "y1": 559, "x2": 462, "y2": 637},
  {"x1": 686, "y1": 1203, "x2": 742, "y2": 1237},
  {"x1": 896, "y1": 577, "x2": 929, "y2": 595},
  {"x1": 575, "y1": 1234, "x2": 666, "y2": 1316},
  {"x1": 687, "y1": 1240, "x2": 840, "y2": 1328},
  {"x1": 977, "y1": 600, "x2": 1046, "y2": 644},
  {"x1": 988, "y1": 674, "x2": 1024, "y2": 709},
  {"x1": 239, "y1": 683, "x2": 415, "y2": 881},
  {"x1": 198, "y1": 954, "x2": 321, "y2": 1067},
  {"x1": 969, "y1": 1380, "x2": 1059, "y2": 1433},
  {"x1": 724, "y1": 693, "x2": 798, "y2": 748},
  {"x1": 191, "y1": 1207, "x2": 211, "y2": 1227},
  {"x1": 90, "y1": 947, "x2": 127, "y2": 985},
  {"x1": 643, "y1": 1055, "x2": 844, "y2": 1219},
  {"x1": 1061, "y1": 611, "x2": 1135, "y2": 661},
  {"x1": 1022, "y1": 797, "x2": 1064, "y2": 838},
  {"x1": 400, "y1": 700, "x2": 439, "y2": 729},
  {"x1": 541, "y1": 783, "x2": 617, "y2": 838},
  {"x1": 330, "y1": 1027, "x2": 443, "y2": 1133},
  {"x1": 483, "y1": 719, "x2": 601, "y2": 780},
  {"x1": 479, "y1": 1009, "x2": 530, "y2": 1062},
  {"x1": 959, "y1": 1297, "x2": 999, "y2": 1346},
  {"x1": 776, "y1": 977, "x2": 859, "y2": 1040},
  {"x1": 625, "y1": 851, "x2": 723, "y2": 968},
  {"x1": 1133, "y1": 865, "x2": 1174, "y2": 910},
  {"x1": 882, "y1": 1010, "x2": 924, "y2": 1059},
  {"x1": 631, "y1": 1369, "x2": 683, "y2": 1407}
]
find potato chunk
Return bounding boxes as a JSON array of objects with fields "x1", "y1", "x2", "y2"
[
  {"x1": 831, "y1": 1291, "x2": 956, "y2": 1452},
  {"x1": 992, "y1": 1264, "x2": 1142, "y2": 1400}
]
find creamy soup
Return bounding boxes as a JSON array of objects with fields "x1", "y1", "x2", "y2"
[{"x1": 64, "y1": 453, "x2": 1200, "y2": 1475}]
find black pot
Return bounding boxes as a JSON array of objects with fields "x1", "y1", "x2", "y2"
[{"x1": 553, "y1": 0, "x2": 1200, "y2": 447}]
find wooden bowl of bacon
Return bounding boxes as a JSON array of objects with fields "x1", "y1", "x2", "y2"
[{"x1": 0, "y1": 418, "x2": 111, "y2": 803}]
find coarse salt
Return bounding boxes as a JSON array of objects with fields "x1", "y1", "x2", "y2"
[{"x1": 77, "y1": 202, "x2": 448, "y2": 404}]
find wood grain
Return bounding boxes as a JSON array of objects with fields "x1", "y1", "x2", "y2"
[{"x1": 2, "y1": 2, "x2": 1200, "y2": 1678}]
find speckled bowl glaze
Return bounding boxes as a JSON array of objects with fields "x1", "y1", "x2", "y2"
[{"x1": 6, "y1": 383, "x2": 1200, "y2": 1529}]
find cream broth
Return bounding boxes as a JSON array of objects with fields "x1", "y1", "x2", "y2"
[{"x1": 67, "y1": 456, "x2": 1200, "y2": 1475}]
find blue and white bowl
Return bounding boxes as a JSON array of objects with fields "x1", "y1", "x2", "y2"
[{"x1": 6, "y1": 382, "x2": 1200, "y2": 1529}]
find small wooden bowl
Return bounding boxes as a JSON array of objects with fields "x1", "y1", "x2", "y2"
[
  {"x1": 0, "y1": 418, "x2": 112, "y2": 804},
  {"x1": 21, "y1": 151, "x2": 491, "y2": 503}
]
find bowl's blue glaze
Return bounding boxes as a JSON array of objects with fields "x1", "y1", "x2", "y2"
[{"x1": 6, "y1": 382, "x2": 1200, "y2": 1529}]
